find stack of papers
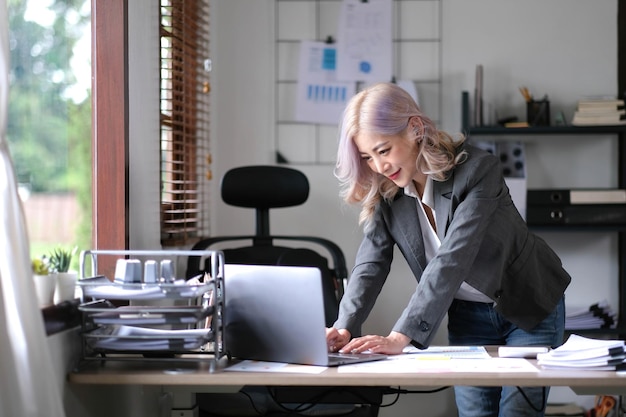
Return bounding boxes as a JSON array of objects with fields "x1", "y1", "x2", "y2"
[
  {"x1": 78, "y1": 275, "x2": 213, "y2": 300},
  {"x1": 84, "y1": 325, "x2": 212, "y2": 351},
  {"x1": 565, "y1": 301, "x2": 617, "y2": 330},
  {"x1": 537, "y1": 334, "x2": 626, "y2": 371},
  {"x1": 571, "y1": 97, "x2": 626, "y2": 126}
]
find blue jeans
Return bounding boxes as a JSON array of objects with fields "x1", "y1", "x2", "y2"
[{"x1": 447, "y1": 297, "x2": 565, "y2": 417}]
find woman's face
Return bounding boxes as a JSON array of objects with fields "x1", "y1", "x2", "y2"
[{"x1": 354, "y1": 130, "x2": 420, "y2": 188}]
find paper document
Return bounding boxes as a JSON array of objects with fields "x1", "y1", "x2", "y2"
[
  {"x1": 225, "y1": 360, "x2": 326, "y2": 374},
  {"x1": 79, "y1": 276, "x2": 212, "y2": 300},
  {"x1": 403, "y1": 345, "x2": 490, "y2": 359},
  {"x1": 336, "y1": 0, "x2": 393, "y2": 82},
  {"x1": 537, "y1": 334, "x2": 626, "y2": 371},
  {"x1": 337, "y1": 357, "x2": 538, "y2": 374},
  {"x1": 542, "y1": 334, "x2": 624, "y2": 357},
  {"x1": 294, "y1": 40, "x2": 355, "y2": 125},
  {"x1": 85, "y1": 325, "x2": 211, "y2": 351}
]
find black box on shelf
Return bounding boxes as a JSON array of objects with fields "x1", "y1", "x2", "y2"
[{"x1": 526, "y1": 204, "x2": 626, "y2": 226}]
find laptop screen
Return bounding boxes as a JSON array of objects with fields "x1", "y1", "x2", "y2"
[{"x1": 223, "y1": 264, "x2": 331, "y2": 365}]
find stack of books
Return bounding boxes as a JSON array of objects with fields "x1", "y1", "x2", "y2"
[
  {"x1": 565, "y1": 300, "x2": 617, "y2": 330},
  {"x1": 537, "y1": 334, "x2": 626, "y2": 371},
  {"x1": 571, "y1": 97, "x2": 626, "y2": 126}
]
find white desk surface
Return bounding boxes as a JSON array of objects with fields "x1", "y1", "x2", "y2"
[{"x1": 68, "y1": 349, "x2": 626, "y2": 395}]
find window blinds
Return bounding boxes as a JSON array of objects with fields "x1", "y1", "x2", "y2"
[{"x1": 159, "y1": 0, "x2": 211, "y2": 246}]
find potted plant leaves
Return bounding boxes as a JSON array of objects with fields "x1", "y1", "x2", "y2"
[
  {"x1": 49, "y1": 246, "x2": 78, "y2": 303},
  {"x1": 32, "y1": 255, "x2": 56, "y2": 307}
]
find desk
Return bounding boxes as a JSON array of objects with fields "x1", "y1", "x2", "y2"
[
  {"x1": 69, "y1": 351, "x2": 626, "y2": 395},
  {"x1": 68, "y1": 352, "x2": 626, "y2": 416}
]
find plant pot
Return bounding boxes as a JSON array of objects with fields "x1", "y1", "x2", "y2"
[
  {"x1": 54, "y1": 271, "x2": 78, "y2": 304},
  {"x1": 33, "y1": 273, "x2": 57, "y2": 307}
]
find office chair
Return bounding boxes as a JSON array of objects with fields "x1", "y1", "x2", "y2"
[
  {"x1": 188, "y1": 165, "x2": 382, "y2": 417},
  {"x1": 187, "y1": 165, "x2": 347, "y2": 327}
]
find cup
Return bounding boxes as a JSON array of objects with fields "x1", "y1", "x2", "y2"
[
  {"x1": 144, "y1": 260, "x2": 158, "y2": 283},
  {"x1": 114, "y1": 259, "x2": 142, "y2": 284}
]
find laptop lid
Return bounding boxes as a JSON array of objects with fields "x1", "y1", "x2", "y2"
[{"x1": 223, "y1": 264, "x2": 386, "y2": 366}]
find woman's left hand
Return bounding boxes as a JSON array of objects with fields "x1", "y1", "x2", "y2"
[{"x1": 339, "y1": 331, "x2": 410, "y2": 355}]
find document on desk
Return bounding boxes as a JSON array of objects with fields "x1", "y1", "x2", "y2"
[
  {"x1": 224, "y1": 360, "x2": 326, "y2": 374},
  {"x1": 337, "y1": 357, "x2": 538, "y2": 374},
  {"x1": 402, "y1": 345, "x2": 491, "y2": 359},
  {"x1": 337, "y1": 346, "x2": 538, "y2": 374}
]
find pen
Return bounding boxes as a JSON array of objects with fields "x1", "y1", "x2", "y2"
[{"x1": 519, "y1": 86, "x2": 532, "y2": 102}]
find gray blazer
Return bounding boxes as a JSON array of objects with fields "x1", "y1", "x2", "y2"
[{"x1": 334, "y1": 144, "x2": 571, "y2": 348}]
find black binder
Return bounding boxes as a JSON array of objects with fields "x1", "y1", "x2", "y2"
[{"x1": 526, "y1": 204, "x2": 626, "y2": 226}]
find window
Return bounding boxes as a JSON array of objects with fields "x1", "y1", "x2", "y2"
[
  {"x1": 8, "y1": 0, "x2": 92, "y2": 263},
  {"x1": 159, "y1": 0, "x2": 211, "y2": 247}
]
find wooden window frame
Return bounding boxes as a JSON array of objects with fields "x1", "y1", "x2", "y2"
[{"x1": 91, "y1": 0, "x2": 128, "y2": 277}]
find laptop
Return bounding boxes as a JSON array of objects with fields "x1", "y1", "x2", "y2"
[{"x1": 223, "y1": 264, "x2": 387, "y2": 366}]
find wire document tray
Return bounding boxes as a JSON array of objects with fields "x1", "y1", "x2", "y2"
[{"x1": 76, "y1": 249, "x2": 225, "y2": 368}]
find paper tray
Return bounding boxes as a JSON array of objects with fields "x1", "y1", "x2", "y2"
[
  {"x1": 84, "y1": 325, "x2": 213, "y2": 351},
  {"x1": 78, "y1": 275, "x2": 214, "y2": 300},
  {"x1": 80, "y1": 303, "x2": 214, "y2": 326}
]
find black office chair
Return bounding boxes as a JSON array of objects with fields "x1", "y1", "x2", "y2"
[
  {"x1": 188, "y1": 165, "x2": 382, "y2": 417},
  {"x1": 187, "y1": 165, "x2": 347, "y2": 327}
]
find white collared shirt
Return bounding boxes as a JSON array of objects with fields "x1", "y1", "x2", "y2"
[{"x1": 404, "y1": 178, "x2": 491, "y2": 303}]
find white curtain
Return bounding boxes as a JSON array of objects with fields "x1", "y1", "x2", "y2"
[{"x1": 0, "y1": 1, "x2": 66, "y2": 416}]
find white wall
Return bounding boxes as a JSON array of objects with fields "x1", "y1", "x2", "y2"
[
  {"x1": 208, "y1": 1, "x2": 619, "y2": 416},
  {"x1": 128, "y1": 0, "x2": 163, "y2": 250}
]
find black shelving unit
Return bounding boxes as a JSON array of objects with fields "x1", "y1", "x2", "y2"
[{"x1": 462, "y1": 96, "x2": 626, "y2": 337}]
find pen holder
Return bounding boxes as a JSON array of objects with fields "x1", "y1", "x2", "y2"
[{"x1": 527, "y1": 99, "x2": 550, "y2": 126}]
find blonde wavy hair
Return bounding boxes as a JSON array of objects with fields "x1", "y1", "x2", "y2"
[{"x1": 335, "y1": 82, "x2": 467, "y2": 230}]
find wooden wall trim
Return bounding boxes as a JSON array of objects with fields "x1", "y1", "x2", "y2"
[{"x1": 91, "y1": 0, "x2": 128, "y2": 276}]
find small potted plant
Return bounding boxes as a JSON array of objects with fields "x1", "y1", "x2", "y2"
[
  {"x1": 32, "y1": 255, "x2": 56, "y2": 307},
  {"x1": 49, "y1": 246, "x2": 78, "y2": 303}
]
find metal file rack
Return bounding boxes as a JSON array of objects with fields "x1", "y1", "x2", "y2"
[{"x1": 75, "y1": 249, "x2": 225, "y2": 367}]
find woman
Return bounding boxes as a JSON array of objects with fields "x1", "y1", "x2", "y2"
[{"x1": 326, "y1": 82, "x2": 571, "y2": 417}]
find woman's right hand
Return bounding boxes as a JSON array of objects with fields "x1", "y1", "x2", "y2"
[{"x1": 326, "y1": 327, "x2": 351, "y2": 352}]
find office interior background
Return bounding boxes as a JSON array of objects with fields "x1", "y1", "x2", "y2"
[{"x1": 49, "y1": 1, "x2": 620, "y2": 416}]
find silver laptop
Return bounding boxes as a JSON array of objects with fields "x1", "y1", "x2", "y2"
[{"x1": 223, "y1": 264, "x2": 387, "y2": 366}]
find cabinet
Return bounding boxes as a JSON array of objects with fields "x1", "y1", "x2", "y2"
[{"x1": 461, "y1": 98, "x2": 626, "y2": 336}]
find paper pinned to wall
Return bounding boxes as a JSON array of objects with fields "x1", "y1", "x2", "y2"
[
  {"x1": 336, "y1": 0, "x2": 393, "y2": 82},
  {"x1": 295, "y1": 40, "x2": 356, "y2": 125}
]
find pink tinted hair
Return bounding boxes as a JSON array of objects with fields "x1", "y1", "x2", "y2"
[{"x1": 335, "y1": 82, "x2": 466, "y2": 229}]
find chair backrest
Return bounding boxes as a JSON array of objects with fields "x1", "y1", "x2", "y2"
[{"x1": 187, "y1": 165, "x2": 347, "y2": 327}]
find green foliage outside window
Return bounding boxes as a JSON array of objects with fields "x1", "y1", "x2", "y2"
[{"x1": 7, "y1": 0, "x2": 92, "y2": 255}]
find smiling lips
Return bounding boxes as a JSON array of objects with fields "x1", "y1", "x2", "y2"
[{"x1": 388, "y1": 169, "x2": 401, "y2": 181}]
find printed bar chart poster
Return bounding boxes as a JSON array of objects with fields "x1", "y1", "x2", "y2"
[
  {"x1": 337, "y1": 0, "x2": 392, "y2": 83},
  {"x1": 295, "y1": 40, "x2": 356, "y2": 125}
]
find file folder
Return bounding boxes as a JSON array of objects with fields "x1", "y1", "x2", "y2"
[
  {"x1": 526, "y1": 204, "x2": 626, "y2": 226},
  {"x1": 527, "y1": 189, "x2": 626, "y2": 205}
]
